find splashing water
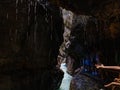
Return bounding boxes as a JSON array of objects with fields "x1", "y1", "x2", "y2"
[{"x1": 59, "y1": 63, "x2": 72, "y2": 90}]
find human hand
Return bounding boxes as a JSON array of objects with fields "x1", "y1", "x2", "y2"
[{"x1": 95, "y1": 64, "x2": 104, "y2": 69}]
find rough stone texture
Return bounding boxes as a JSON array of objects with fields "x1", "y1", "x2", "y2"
[
  {"x1": 66, "y1": 14, "x2": 120, "y2": 87},
  {"x1": 66, "y1": 56, "x2": 75, "y2": 75},
  {"x1": 59, "y1": 9, "x2": 73, "y2": 59},
  {"x1": 0, "y1": 0, "x2": 64, "y2": 90},
  {"x1": 70, "y1": 73, "x2": 105, "y2": 90},
  {"x1": 66, "y1": 16, "x2": 98, "y2": 74},
  {"x1": 49, "y1": 0, "x2": 120, "y2": 22},
  {"x1": 50, "y1": 0, "x2": 120, "y2": 89},
  {"x1": 49, "y1": 0, "x2": 105, "y2": 14}
]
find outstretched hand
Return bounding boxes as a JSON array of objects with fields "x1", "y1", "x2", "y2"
[{"x1": 95, "y1": 64, "x2": 104, "y2": 69}]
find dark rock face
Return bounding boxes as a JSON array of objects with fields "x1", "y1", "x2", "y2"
[
  {"x1": 70, "y1": 73, "x2": 105, "y2": 90},
  {"x1": 0, "y1": 0, "x2": 64, "y2": 90},
  {"x1": 50, "y1": 0, "x2": 104, "y2": 14},
  {"x1": 66, "y1": 56, "x2": 76, "y2": 75},
  {"x1": 49, "y1": 0, "x2": 120, "y2": 89},
  {"x1": 65, "y1": 14, "x2": 120, "y2": 83},
  {"x1": 49, "y1": 0, "x2": 120, "y2": 18},
  {"x1": 66, "y1": 16, "x2": 100, "y2": 75}
]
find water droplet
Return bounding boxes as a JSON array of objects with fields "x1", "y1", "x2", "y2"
[
  {"x1": 6, "y1": 13, "x2": 9, "y2": 19},
  {"x1": 16, "y1": 0, "x2": 18, "y2": 20}
]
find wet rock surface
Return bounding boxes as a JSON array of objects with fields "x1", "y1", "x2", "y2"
[{"x1": 0, "y1": 0, "x2": 64, "y2": 90}]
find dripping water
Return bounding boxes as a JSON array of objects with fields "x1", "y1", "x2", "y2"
[
  {"x1": 20, "y1": 0, "x2": 23, "y2": 3},
  {"x1": 50, "y1": 16, "x2": 53, "y2": 40},
  {"x1": 45, "y1": 1, "x2": 49, "y2": 23},
  {"x1": 34, "y1": 1, "x2": 38, "y2": 52},
  {"x1": 28, "y1": 0, "x2": 30, "y2": 26},
  {"x1": 6, "y1": 13, "x2": 8, "y2": 19},
  {"x1": 15, "y1": 29, "x2": 18, "y2": 43},
  {"x1": 16, "y1": 0, "x2": 18, "y2": 20}
]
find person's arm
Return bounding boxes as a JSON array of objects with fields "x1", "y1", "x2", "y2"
[
  {"x1": 95, "y1": 64, "x2": 120, "y2": 70},
  {"x1": 104, "y1": 82, "x2": 120, "y2": 87}
]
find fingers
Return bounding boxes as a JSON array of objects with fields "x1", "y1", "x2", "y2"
[{"x1": 95, "y1": 64, "x2": 104, "y2": 69}]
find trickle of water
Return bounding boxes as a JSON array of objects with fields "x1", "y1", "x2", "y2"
[
  {"x1": 34, "y1": 1, "x2": 38, "y2": 51},
  {"x1": 28, "y1": 0, "x2": 30, "y2": 25},
  {"x1": 34, "y1": 1, "x2": 37, "y2": 15},
  {"x1": 16, "y1": 0, "x2": 19, "y2": 5},
  {"x1": 16, "y1": 0, "x2": 19, "y2": 20},
  {"x1": 21, "y1": 0, "x2": 23, "y2": 3},
  {"x1": 34, "y1": 22, "x2": 37, "y2": 49},
  {"x1": 44, "y1": 1, "x2": 49, "y2": 23},
  {"x1": 15, "y1": 29, "x2": 18, "y2": 42},
  {"x1": 34, "y1": 1, "x2": 37, "y2": 24},
  {"x1": 30, "y1": 1, "x2": 33, "y2": 6},
  {"x1": 50, "y1": 16, "x2": 53, "y2": 40},
  {"x1": 6, "y1": 13, "x2": 9, "y2": 19}
]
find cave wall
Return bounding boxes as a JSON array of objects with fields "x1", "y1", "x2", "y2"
[
  {"x1": 50, "y1": 0, "x2": 120, "y2": 89},
  {"x1": 64, "y1": 14, "x2": 120, "y2": 90},
  {"x1": 49, "y1": 0, "x2": 120, "y2": 16},
  {"x1": 59, "y1": 6, "x2": 120, "y2": 89},
  {"x1": 49, "y1": 0, "x2": 120, "y2": 73},
  {"x1": 0, "y1": 0, "x2": 64, "y2": 90},
  {"x1": 58, "y1": 9, "x2": 73, "y2": 62}
]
